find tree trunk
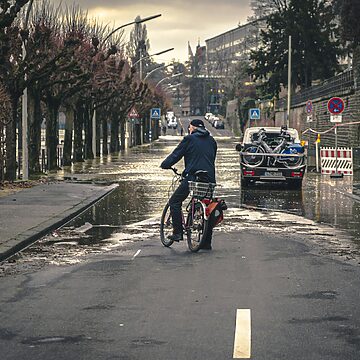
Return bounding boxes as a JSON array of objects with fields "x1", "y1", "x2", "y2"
[
  {"x1": 46, "y1": 102, "x2": 60, "y2": 171},
  {"x1": 102, "y1": 116, "x2": 108, "y2": 155},
  {"x1": 28, "y1": 89, "x2": 42, "y2": 174},
  {"x1": 63, "y1": 107, "x2": 74, "y2": 166},
  {"x1": 96, "y1": 111, "x2": 101, "y2": 157},
  {"x1": 110, "y1": 117, "x2": 119, "y2": 153},
  {"x1": 5, "y1": 97, "x2": 19, "y2": 181},
  {"x1": 73, "y1": 101, "x2": 84, "y2": 163},
  {"x1": 84, "y1": 106, "x2": 93, "y2": 160},
  {"x1": 120, "y1": 120, "x2": 126, "y2": 150}
]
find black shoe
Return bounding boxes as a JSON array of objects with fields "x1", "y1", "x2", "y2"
[
  {"x1": 168, "y1": 233, "x2": 183, "y2": 242},
  {"x1": 200, "y1": 243, "x2": 212, "y2": 250}
]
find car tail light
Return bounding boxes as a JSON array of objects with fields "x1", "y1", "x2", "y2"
[
  {"x1": 291, "y1": 171, "x2": 303, "y2": 178},
  {"x1": 243, "y1": 170, "x2": 255, "y2": 176}
]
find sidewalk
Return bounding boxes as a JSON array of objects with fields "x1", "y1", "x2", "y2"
[{"x1": 0, "y1": 181, "x2": 117, "y2": 262}]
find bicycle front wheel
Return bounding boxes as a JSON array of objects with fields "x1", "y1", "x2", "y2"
[
  {"x1": 186, "y1": 200, "x2": 208, "y2": 252},
  {"x1": 242, "y1": 145, "x2": 265, "y2": 167},
  {"x1": 281, "y1": 149, "x2": 304, "y2": 169},
  {"x1": 160, "y1": 203, "x2": 174, "y2": 247}
]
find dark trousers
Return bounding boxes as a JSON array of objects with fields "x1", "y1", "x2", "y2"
[
  {"x1": 169, "y1": 179, "x2": 213, "y2": 245},
  {"x1": 169, "y1": 179, "x2": 189, "y2": 234}
]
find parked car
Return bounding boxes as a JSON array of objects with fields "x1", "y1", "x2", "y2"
[
  {"x1": 204, "y1": 113, "x2": 213, "y2": 121},
  {"x1": 213, "y1": 119, "x2": 225, "y2": 129},
  {"x1": 166, "y1": 111, "x2": 175, "y2": 122},
  {"x1": 167, "y1": 117, "x2": 178, "y2": 129},
  {"x1": 208, "y1": 115, "x2": 217, "y2": 125},
  {"x1": 236, "y1": 127, "x2": 306, "y2": 189}
]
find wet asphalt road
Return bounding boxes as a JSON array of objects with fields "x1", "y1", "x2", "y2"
[{"x1": 1, "y1": 123, "x2": 360, "y2": 359}]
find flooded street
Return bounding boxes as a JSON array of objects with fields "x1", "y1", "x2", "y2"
[{"x1": 3, "y1": 134, "x2": 360, "y2": 272}]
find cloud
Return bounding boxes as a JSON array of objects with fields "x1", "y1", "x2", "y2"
[{"x1": 51, "y1": 0, "x2": 252, "y2": 61}]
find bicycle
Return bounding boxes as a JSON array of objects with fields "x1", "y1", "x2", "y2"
[
  {"x1": 160, "y1": 168, "x2": 219, "y2": 252},
  {"x1": 242, "y1": 127, "x2": 304, "y2": 169}
]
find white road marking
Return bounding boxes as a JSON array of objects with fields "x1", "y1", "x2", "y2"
[
  {"x1": 132, "y1": 249, "x2": 141, "y2": 260},
  {"x1": 233, "y1": 309, "x2": 251, "y2": 358}
]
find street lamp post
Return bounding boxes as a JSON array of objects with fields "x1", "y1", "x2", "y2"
[
  {"x1": 143, "y1": 63, "x2": 172, "y2": 81},
  {"x1": 103, "y1": 14, "x2": 161, "y2": 43},
  {"x1": 155, "y1": 73, "x2": 183, "y2": 88},
  {"x1": 21, "y1": 0, "x2": 34, "y2": 180},
  {"x1": 92, "y1": 14, "x2": 162, "y2": 157},
  {"x1": 132, "y1": 48, "x2": 174, "y2": 80}
]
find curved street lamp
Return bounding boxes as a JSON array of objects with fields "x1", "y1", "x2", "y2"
[
  {"x1": 155, "y1": 72, "x2": 183, "y2": 88},
  {"x1": 132, "y1": 48, "x2": 174, "y2": 80},
  {"x1": 103, "y1": 14, "x2": 161, "y2": 43},
  {"x1": 143, "y1": 63, "x2": 173, "y2": 81}
]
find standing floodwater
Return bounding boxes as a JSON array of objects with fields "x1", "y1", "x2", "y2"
[{"x1": 7, "y1": 135, "x2": 360, "y2": 268}]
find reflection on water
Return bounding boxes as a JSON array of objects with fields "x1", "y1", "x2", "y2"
[
  {"x1": 62, "y1": 138, "x2": 360, "y2": 246},
  {"x1": 26, "y1": 136, "x2": 360, "y2": 256},
  {"x1": 239, "y1": 173, "x2": 360, "y2": 243}
]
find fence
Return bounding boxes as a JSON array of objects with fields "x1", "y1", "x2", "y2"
[{"x1": 277, "y1": 70, "x2": 355, "y2": 109}]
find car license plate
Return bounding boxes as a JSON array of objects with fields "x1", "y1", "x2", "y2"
[{"x1": 264, "y1": 171, "x2": 282, "y2": 177}]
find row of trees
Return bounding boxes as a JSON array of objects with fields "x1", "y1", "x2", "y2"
[{"x1": 0, "y1": 0, "x2": 170, "y2": 182}]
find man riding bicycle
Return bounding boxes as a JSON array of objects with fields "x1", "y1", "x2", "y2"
[{"x1": 160, "y1": 119, "x2": 217, "y2": 249}]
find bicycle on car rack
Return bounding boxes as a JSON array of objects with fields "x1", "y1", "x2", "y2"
[{"x1": 160, "y1": 167, "x2": 226, "y2": 252}]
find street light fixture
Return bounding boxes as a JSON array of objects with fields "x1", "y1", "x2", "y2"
[
  {"x1": 164, "y1": 83, "x2": 182, "y2": 91},
  {"x1": 155, "y1": 72, "x2": 183, "y2": 88},
  {"x1": 132, "y1": 48, "x2": 174, "y2": 80},
  {"x1": 103, "y1": 14, "x2": 161, "y2": 43},
  {"x1": 143, "y1": 63, "x2": 173, "y2": 81}
]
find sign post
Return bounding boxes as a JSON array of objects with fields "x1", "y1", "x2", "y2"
[{"x1": 327, "y1": 97, "x2": 345, "y2": 178}]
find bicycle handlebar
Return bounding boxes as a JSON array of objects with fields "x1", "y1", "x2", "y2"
[{"x1": 171, "y1": 167, "x2": 181, "y2": 176}]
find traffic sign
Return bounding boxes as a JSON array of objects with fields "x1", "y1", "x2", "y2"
[
  {"x1": 327, "y1": 97, "x2": 345, "y2": 114},
  {"x1": 330, "y1": 114, "x2": 342, "y2": 123},
  {"x1": 305, "y1": 100, "x2": 313, "y2": 114},
  {"x1": 306, "y1": 115, "x2": 313, "y2": 123},
  {"x1": 249, "y1": 108, "x2": 260, "y2": 120},
  {"x1": 150, "y1": 108, "x2": 161, "y2": 119},
  {"x1": 128, "y1": 106, "x2": 140, "y2": 118}
]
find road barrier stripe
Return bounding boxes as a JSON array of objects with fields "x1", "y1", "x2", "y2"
[
  {"x1": 233, "y1": 309, "x2": 251, "y2": 358},
  {"x1": 320, "y1": 147, "x2": 353, "y2": 175}
]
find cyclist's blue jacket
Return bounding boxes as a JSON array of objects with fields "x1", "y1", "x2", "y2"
[{"x1": 161, "y1": 128, "x2": 217, "y2": 183}]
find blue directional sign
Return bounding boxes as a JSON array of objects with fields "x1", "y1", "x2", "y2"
[
  {"x1": 151, "y1": 108, "x2": 161, "y2": 119},
  {"x1": 249, "y1": 108, "x2": 260, "y2": 120}
]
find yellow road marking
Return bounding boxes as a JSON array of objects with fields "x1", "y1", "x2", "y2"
[{"x1": 233, "y1": 309, "x2": 251, "y2": 358}]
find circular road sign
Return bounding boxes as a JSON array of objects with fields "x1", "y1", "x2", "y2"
[
  {"x1": 305, "y1": 100, "x2": 313, "y2": 114},
  {"x1": 327, "y1": 97, "x2": 345, "y2": 115}
]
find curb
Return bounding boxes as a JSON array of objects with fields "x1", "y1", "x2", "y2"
[{"x1": 0, "y1": 183, "x2": 118, "y2": 263}]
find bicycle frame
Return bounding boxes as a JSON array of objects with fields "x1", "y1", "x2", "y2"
[{"x1": 166, "y1": 168, "x2": 211, "y2": 232}]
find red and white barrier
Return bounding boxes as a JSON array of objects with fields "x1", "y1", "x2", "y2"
[{"x1": 320, "y1": 147, "x2": 353, "y2": 175}]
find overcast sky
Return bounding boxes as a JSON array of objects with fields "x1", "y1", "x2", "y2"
[{"x1": 57, "y1": 0, "x2": 252, "y2": 63}]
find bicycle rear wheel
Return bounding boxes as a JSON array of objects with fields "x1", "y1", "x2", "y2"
[
  {"x1": 160, "y1": 203, "x2": 174, "y2": 247},
  {"x1": 186, "y1": 200, "x2": 208, "y2": 252},
  {"x1": 242, "y1": 145, "x2": 265, "y2": 167}
]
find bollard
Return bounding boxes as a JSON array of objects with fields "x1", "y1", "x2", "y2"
[{"x1": 315, "y1": 133, "x2": 320, "y2": 172}]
